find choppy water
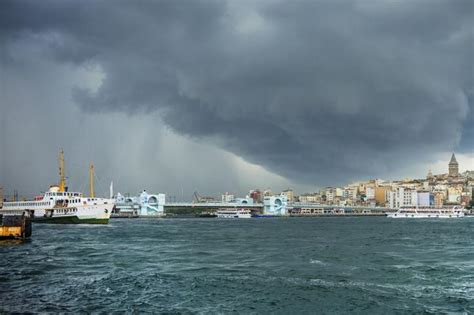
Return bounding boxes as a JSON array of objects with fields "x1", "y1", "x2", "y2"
[{"x1": 1, "y1": 217, "x2": 473, "y2": 313}]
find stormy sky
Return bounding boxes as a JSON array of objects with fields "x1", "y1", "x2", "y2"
[{"x1": 1, "y1": 0, "x2": 473, "y2": 199}]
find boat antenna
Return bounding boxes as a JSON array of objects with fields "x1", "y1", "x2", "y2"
[
  {"x1": 89, "y1": 163, "x2": 95, "y2": 198},
  {"x1": 59, "y1": 149, "x2": 66, "y2": 192}
]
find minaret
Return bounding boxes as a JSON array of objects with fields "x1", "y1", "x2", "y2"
[{"x1": 448, "y1": 153, "x2": 459, "y2": 177}]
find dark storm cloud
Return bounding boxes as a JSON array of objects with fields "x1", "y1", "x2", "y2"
[{"x1": 1, "y1": 0, "x2": 473, "y2": 184}]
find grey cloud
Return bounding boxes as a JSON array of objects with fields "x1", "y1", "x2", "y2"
[{"x1": 1, "y1": 0, "x2": 473, "y2": 186}]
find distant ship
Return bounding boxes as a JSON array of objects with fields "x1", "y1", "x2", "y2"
[
  {"x1": 0, "y1": 150, "x2": 114, "y2": 224},
  {"x1": 216, "y1": 208, "x2": 252, "y2": 218},
  {"x1": 386, "y1": 206, "x2": 465, "y2": 218},
  {"x1": 198, "y1": 211, "x2": 217, "y2": 218}
]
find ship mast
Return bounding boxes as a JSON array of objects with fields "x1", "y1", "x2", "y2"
[
  {"x1": 59, "y1": 149, "x2": 66, "y2": 192},
  {"x1": 89, "y1": 163, "x2": 95, "y2": 198}
]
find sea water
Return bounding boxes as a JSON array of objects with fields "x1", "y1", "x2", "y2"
[{"x1": 1, "y1": 217, "x2": 473, "y2": 313}]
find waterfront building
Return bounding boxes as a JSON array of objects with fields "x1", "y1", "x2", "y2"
[
  {"x1": 366, "y1": 186, "x2": 375, "y2": 200},
  {"x1": 460, "y1": 193, "x2": 472, "y2": 206},
  {"x1": 249, "y1": 190, "x2": 262, "y2": 203},
  {"x1": 343, "y1": 186, "x2": 358, "y2": 201},
  {"x1": 221, "y1": 192, "x2": 234, "y2": 203},
  {"x1": 387, "y1": 187, "x2": 418, "y2": 208},
  {"x1": 449, "y1": 153, "x2": 459, "y2": 177},
  {"x1": 386, "y1": 191, "x2": 396, "y2": 208},
  {"x1": 417, "y1": 191, "x2": 430, "y2": 207},
  {"x1": 295, "y1": 153, "x2": 472, "y2": 209},
  {"x1": 463, "y1": 170, "x2": 474, "y2": 179},
  {"x1": 422, "y1": 180, "x2": 431, "y2": 191},
  {"x1": 401, "y1": 188, "x2": 418, "y2": 207},
  {"x1": 263, "y1": 195, "x2": 288, "y2": 216},
  {"x1": 298, "y1": 194, "x2": 320, "y2": 203},
  {"x1": 281, "y1": 189, "x2": 294, "y2": 203},
  {"x1": 234, "y1": 197, "x2": 254, "y2": 205},
  {"x1": 325, "y1": 187, "x2": 335, "y2": 203},
  {"x1": 115, "y1": 190, "x2": 166, "y2": 216},
  {"x1": 447, "y1": 186, "x2": 462, "y2": 203},
  {"x1": 263, "y1": 189, "x2": 273, "y2": 197},
  {"x1": 139, "y1": 191, "x2": 166, "y2": 215},
  {"x1": 433, "y1": 192, "x2": 445, "y2": 207},
  {"x1": 375, "y1": 186, "x2": 388, "y2": 206}
]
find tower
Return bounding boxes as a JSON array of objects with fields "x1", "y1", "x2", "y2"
[{"x1": 448, "y1": 153, "x2": 459, "y2": 177}]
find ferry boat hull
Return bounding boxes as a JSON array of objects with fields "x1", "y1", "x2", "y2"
[
  {"x1": 33, "y1": 217, "x2": 110, "y2": 224},
  {"x1": 34, "y1": 203, "x2": 113, "y2": 224},
  {"x1": 387, "y1": 213, "x2": 464, "y2": 219},
  {"x1": 216, "y1": 208, "x2": 252, "y2": 219},
  {"x1": 2, "y1": 202, "x2": 114, "y2": 224},
  {"x1": 387, "y1": 206, "x2": 465, "y2": 219}
]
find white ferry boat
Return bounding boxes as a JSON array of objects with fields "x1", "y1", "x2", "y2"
[
  {"x1": 0, "y1": 150, "x2": 114, "y2": 224},
  {"x1": 387, "y1": 206, "x2": 465, "y2": 219},
  {"x1": 216, "y1": 208, "x2": 252, "y2": 218}
]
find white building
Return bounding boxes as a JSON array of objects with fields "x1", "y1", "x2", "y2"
[
  {"x1": 344, "y1": 187, "x2": 358, "y2": 201},
  {"x1": 139, "y1": 190, "x2": 166, "y2": 216},
  {"x1": 366, "y1": 186, "x2": 375, "y2": 200},
  {"x1": 298, "y1": 194, "x2": 320, "y2": 203},
  {"x1": 263, "y1": 195, "x2": 288, "y2": 216},
  {"x1": 417, "y1": 192, "x2": 430, "y2": 207},
  {"x1": 221, "y1": 192, "x2": 234, "y2": 203},
  {"x1": 115, "y1": 190, "x2": 166, "y2": 216},
  {"x1": 234, "y1": 197, "x2": 254, "y2": 205},
  {"x1": 401, "y1": 188, "x2": 417, "y2": 207},
  {"x1": 281, "y1": 189, "x2": 294, "y2": 203},
  {"x1": 325, "y1": 188, "x2": 335, "y2": 202},
  {"x1": 387, "y1": 187, "x2": 417, "y2": 208}
]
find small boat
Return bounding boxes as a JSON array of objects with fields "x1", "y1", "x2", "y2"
[
  {"x1": 198, "y1": 211, "x2": 217, "y2": 218},
  {"x1": 386, "y1": 206, "x2": 465, "y2": 218},
  {"x1": 216, "y1": 208, "x2": 252, "y2": 218}
]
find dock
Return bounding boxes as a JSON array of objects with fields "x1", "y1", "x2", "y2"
[{"x1": 0, "y1": 214, "x2": 32, "y2": 239}]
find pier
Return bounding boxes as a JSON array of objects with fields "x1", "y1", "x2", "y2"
[{"x1": 0, "y1": 214, "x2": 32, "y2": 239}]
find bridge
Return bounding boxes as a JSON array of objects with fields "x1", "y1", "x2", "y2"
[
  {"x1": 164, "y1": 202, "x2": 394, "y2": 210},
  {"x1": 113, "y1": 195, "x2": 396, "y2": 217},
  {"x1": 164, "y1": 202, "x2": 262, "y2": 208},
  {"x1": 289, "y1": 203, "x2": 395, "y2": 211}
]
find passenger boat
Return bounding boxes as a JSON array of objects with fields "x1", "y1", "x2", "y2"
[
  {"x1": 386, "y1": 206, "x2": 465, "y2": 218},
  {"x1": 216, "y1": 208, "x2": 252, "y2": 218},
  {"x1": 0, "y1": 150, "x2": 114, "y2": 224},
  {"x1": 198, "y1": 211, "x2": 217, "y2": 218}
]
